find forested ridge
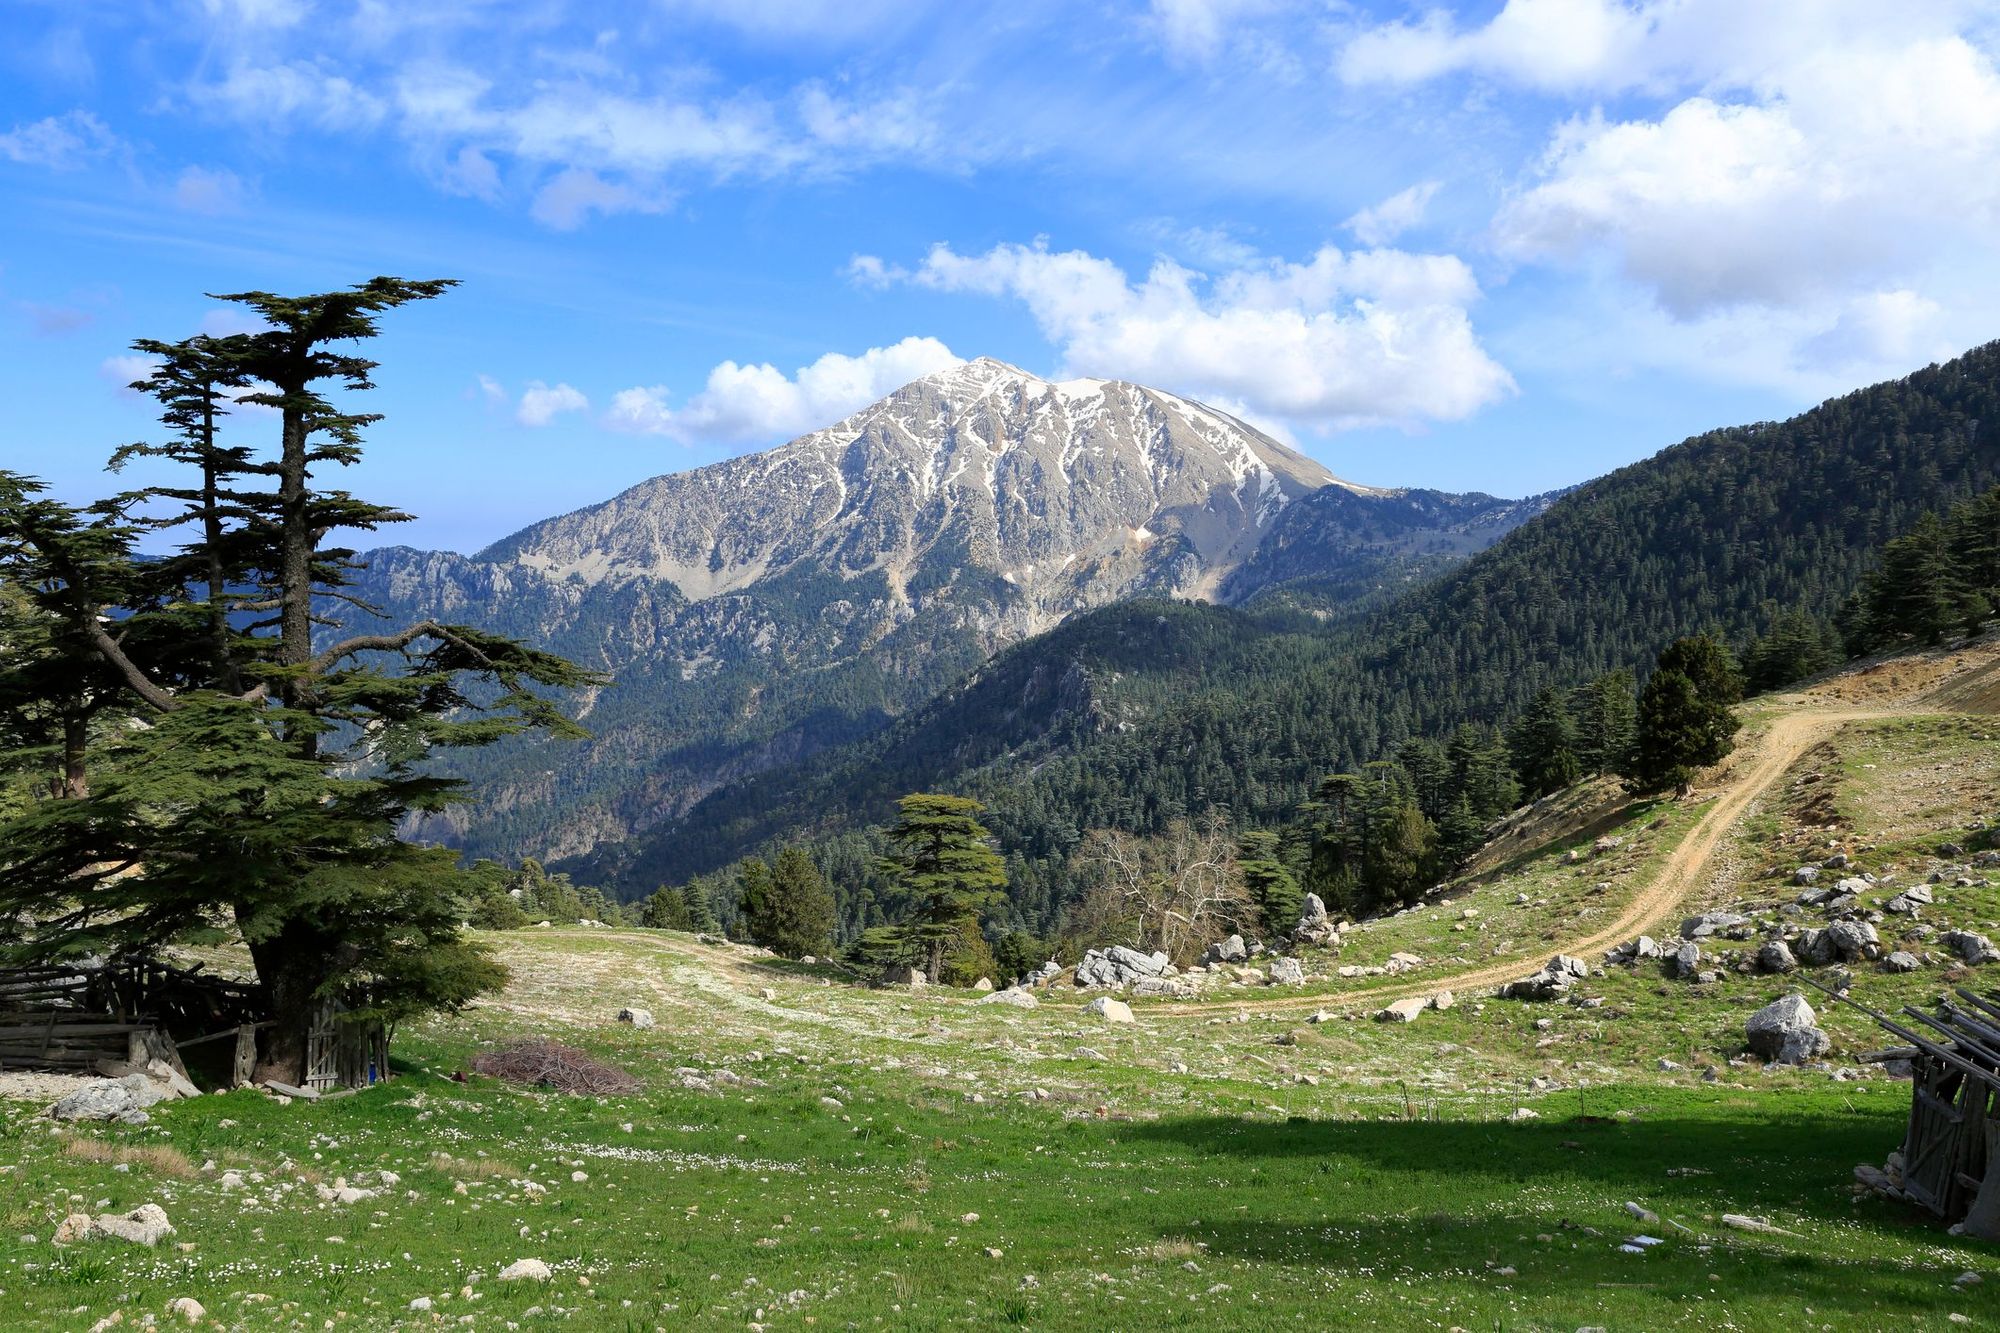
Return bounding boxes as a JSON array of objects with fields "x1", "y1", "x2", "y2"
[{"x1": 576, "y1": 343, "x2": 2000, "y2": 926}]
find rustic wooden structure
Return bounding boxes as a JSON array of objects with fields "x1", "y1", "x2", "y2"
[
  {"x1": 0, "y1": 954, "x2": 383, "y2": 1092},
  {"x1": 1815, "y1": 978, "x2": 2000, "y2": 1238}
]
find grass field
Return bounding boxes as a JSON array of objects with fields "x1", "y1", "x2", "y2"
[{"x1": 5, "y1": 652, "x2": 2000, "y2": 1330}]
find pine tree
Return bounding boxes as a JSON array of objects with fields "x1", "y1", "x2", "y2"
[
  {"x1": 1871, "y1": 511, "x2": 1980, "y2": 644},
  {"x1": 741, "y1": 847, "x2": 836, "y2": 959},
  {"x1": 880, "y1": 794, "x2": 1008, "y2": 982},
  {"x1": 1629, "y1": 635, "x2": 1742, "y2": 795},
  {"x1": 1569, "y1": 670, "x2": 1637, "y2": 776},
  {"x1": 0, "y1": 280, "x2": 602, "y2": 1082},
  {"x1": 1511, "y1": 685, "x2": 1580, "y2": 799},
  {"x1": 1742, "y1": 609, "x2": 1841, "y2": 693},
  {"x1": 1238, "y1": 829, "x2": 1302, "y2": 940}
]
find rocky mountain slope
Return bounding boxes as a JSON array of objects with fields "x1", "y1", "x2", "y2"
[{"x1": 342, "y1": 358, "x2": 1537, "y2": 864}]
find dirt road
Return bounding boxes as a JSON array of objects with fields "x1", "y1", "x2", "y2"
[{"x1": 1164, "y1": 705, "x2": 1906, "y2": 1018}]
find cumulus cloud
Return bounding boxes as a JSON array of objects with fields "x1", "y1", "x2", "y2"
[
  {"x1": 858, "y1": 239, "x2": 1512, "y2": 428},
  {"x1": 604, "y1": 337, "x2": 963, "y2": 443},
  {"x1": 1493, "y1": 35, "x2": 2000, "y2": 318},
  {"x1": 0, "y1": 110, "x2": 117, "y2": 169},
  {"x1": 1344, "y1": 182, "x2": 1439, "y2": 247},
  {"x1": 517, "y1": 381, "x2": 589, "y2": 427}
]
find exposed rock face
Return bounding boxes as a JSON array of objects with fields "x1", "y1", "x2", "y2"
[{"x1": 1745, "y1": 994, "x2": 1832, "y2": 1064}]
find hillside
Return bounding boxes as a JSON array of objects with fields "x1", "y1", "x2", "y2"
[
  {"x1": 340, "y1": 359, "x2": 1537, "y2": 865},
  {"x1": 587, "y1": 341, "x2": 2000, "y2": 907},
  {"x1": 10, "y1": 639, "x2": 1996, "y2": 1328}
]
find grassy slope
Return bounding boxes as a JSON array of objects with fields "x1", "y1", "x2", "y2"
[{"x1": 6, "y1": 654, "x2": 2000, "y2": 1329}]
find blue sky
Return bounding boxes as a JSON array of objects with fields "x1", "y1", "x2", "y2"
[{"x1": 6, "y1": 0, "x2": 2000, "y2": 554}]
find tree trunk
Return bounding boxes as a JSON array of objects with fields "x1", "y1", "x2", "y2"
[
  {"x1": 58, "y1": 711, "x2": 88, "y2": 799},
  {"x1": 244, "y1": 917, "x2": 334, "y2": 1086},
  {"x1": 276, "y1": 391, "x2": 315, "y2": 753}
]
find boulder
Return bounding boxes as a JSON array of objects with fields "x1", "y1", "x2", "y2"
[
  {"x1": 1501, "y1": 955, "x2": 1588, "y2": 1001},
  {"x1": 1825, "y1": 919, "x2": 1880, "y2": 961},
  {"x1": 1883, "y1": 951, "x2": 1923, "y2": 973},
  {"x1": 1074, "y1": 946, "x2": 1171, "y2": 989},
  {"x1": 1083, "y1": 996, "x2": 1135, "y2": 1023},
  {"x1": 878, "y1": 964, "x2": 928, "y2": 988},
  {"x1": 1681, "y1": 912, "x2": 1749, "y2": 939},
  {"x1": 88, "y1": 1204, "x2": 175, "y2": 1247},
  {"x1": 1756, "y1": 940, "x2": 1798, "y2": 974},
  {"x1": 616, "y1": 1007, "x2": 655, "y2": 1029},
  {"x1": 976, "y1": 987, "x2": 1039, "y2": 1009},
  {"x1": 47, "y1": 1074, "x2": 171, "y2": 1123},
  {"x1": 1202, "y1": 934, "x2": 1249, "y2": 966},
  {"x1": 1795, "y1": 927, "x2": 1835, "y2": 966},
  {"x1": 1833, "y1": 877, "x2": 1873, "y2": 896},
  {"x1": 1376, "y1": 997, "x2": 1426, "y2": 1023},
  {"x1": 1293, "y1": 894, "x2": 1340, "y2": 946},
  {"x1": 1606, "y1": 936, "x2": 1662, "y2": 965},
  {"x1": 498, "y1": 1258, "x2": 552, "y2": 1282},
  {"x1": 1132, "y1": 976, "x2": 1198, "y2": 999},
  {"x1": 1266, "y1": 957, "x2": 1305, "y2": 986},
  {"x1": 1944, "y1": 931, "x2": 2000, "y2": 965},
  {"x1": 971, "y1": 978, "x2": 994, "y2": 993},
  {"x1": 1024, "y1": 960, "x2": 1063, "y2": 987},
  {"x1": 1430, "y1": 990, "x2": 1455, "y2": 1011},
  {"x1": 1793, "y1": 866, "x2": 1821, "y2": 886},
  {"x1": 1745, "y1": 993, "x2": 1832, "y2": 1064},
  {"x1": 1666, "y1": 941, "x2": 1703, "y2": 979}
]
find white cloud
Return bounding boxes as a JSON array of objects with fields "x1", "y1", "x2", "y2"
[
  {"x1": 100, "y1": 353, "x2": 163, "y2": 393},
  {"x1": 0, "y1": 110, "x2": 117, "y2": 169},
  {"x1": 193, "y1": 60, "x2": 388, "y2": 131},
  {"x1": 475, "y1": 374, "x2": 508, "y2": 405},
  {"x1": 529, "y1": 168, "x2": 673, "y2": 230},
  {"x1": 603, "y1": 337, "x2": 963, "y2": 443},
  {"x1": 200, "y1": 0, "x2": 310, "y2": 25},
  {"x1": 1344, "y1": 181, "x2": 1439, "y2": 247},
  {"x1": 1147, "y1": 0, "x2": 1292, "y2": 64},
  {"x1": 1339, "y1": 0, "x2": 1656, "y2": 92},
  {"x1": 864, "y1": 239, "x2": 1512, "y2": 429},
  {"x1": 173, "y1": 165, "x2": 248, "y2": 214},
  {"x1": 516, "y1": 381, "x2": 589, "y2": 427},
  {"x1": 1493, "y1": 36, "x2": 2000, "y2": 318}
]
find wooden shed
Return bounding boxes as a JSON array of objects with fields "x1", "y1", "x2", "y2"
[{"x1": 1825, "y1": 980, "x2": 2000, "y2": 1240}]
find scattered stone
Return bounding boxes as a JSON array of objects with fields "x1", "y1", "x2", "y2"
[
  {"x1": 499, "y1": 1258, "x2": 553, "y2": 1282},
  {"x1": 1756, "y1": 940, "x2": 1798, "y2": 974},
  {"x1": 1745, "y1": 993, "x2": 1833, "y2": 1065},
  {"x1": 1074, "y1": 946, "x2": 1171, "y2": 989},
  {"x1": 1293, "y1": 894, "x2": 1341, "y2": 946},
  {"x1": 1501, "y1": 955, "x2": 1588, "y2": 1001},
  {"x1": 1266, "y1": 957, "x2": 1305, "y2": 986},
  {"x1": 1944, "y1": 931, "x2": 2000, "y2": 965},
  {"x1": 1083, "y1": 997, "x2": 1135, "y2": 1024},
  {"x1": 88, "y1": 1204, "x2": 175, "y2": 1247},
  {"x1": 1376, "y1": 997, "x2": 1427, "y2": 1023},
  {"x1": 1666, "y1": 941, "x2": 1703, "y2": 980},
  {"x1": 1507, "y1": 1107, "x2": 1540, "y2": 1121},
  {"x1": 1203, "y1": 934, "x2": 1249, "y2": 965},
  {"x1": 878, "y1": 964, "x2": 928, "y2": 988},
  {"x1": 977, "y1": 987, "x2": 1039, "y2": 1009},
  {"x1": 972, "y1": 978, "x2": 994, "y2": 993},
  {"x1": 1883, "y1": 951, "x2": 1923, "y2": 973},
  {"x1": 1794, "y1": 866, "x2": 1821, "y2": 886},
  {"x1": 46, "y1": 1074, "x2": 171, "y2": 1123},
  {"x1": 1430, "y1": 991, "x2": 1455, "y2": 1012},
  {"x1": 616, "y1": 1007, "x2": 654, "y2": 1029},
  {"x1": 168, "y1": 1297, "x2": 205, "y2": 1324},
  {"x1": 1825, "y1": 920, "x2": 1881, "y2": 962},
  {"x1": 1681, "y1": 912, "x2": 1748, "y2": 939},
  {"x1": 410, "y1": 1297, "x2": 435, "y2": 1312}
]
